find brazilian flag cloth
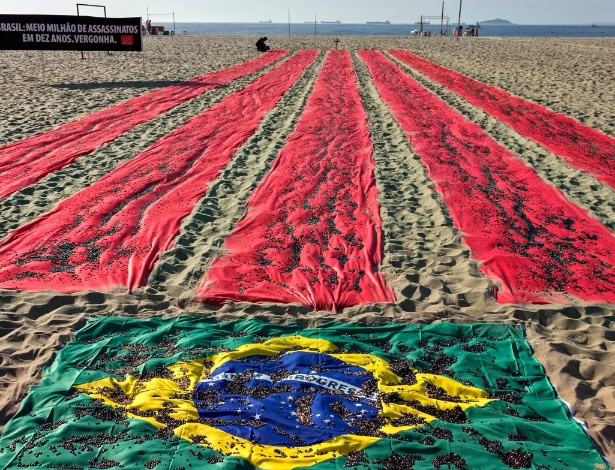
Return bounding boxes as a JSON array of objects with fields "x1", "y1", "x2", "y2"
[{"x1": 0, "y1": 317, "x2": 606, "y2": 469}]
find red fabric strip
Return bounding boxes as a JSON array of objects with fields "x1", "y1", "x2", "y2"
[
  {"x1": 0, "y1": 51, "x2": 318, "y2": 293},
  {"x1": 198, "y1": 51, "x2": 395, "y2": 311},
  {"x1": 388, "y1": 50, "x2": 615, "y2": 189},
  {"x1": 360, "y1": 50, "x2": 615, "y2": 304},
  {"x1": 0, "y1": 51, "x2": 288, "y2": 199}
]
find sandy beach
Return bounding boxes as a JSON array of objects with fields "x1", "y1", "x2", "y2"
[{"x1": 0, "y1": 35, "x2": 614, "y2": 465}]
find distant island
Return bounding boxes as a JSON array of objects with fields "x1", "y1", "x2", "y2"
[{"x1": 480, "y1": 18, "x2": 515, "y2": 25}]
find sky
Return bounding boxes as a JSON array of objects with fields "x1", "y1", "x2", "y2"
[{"x1": 1, "y1": 0, "x2": 614, "y2": 25}]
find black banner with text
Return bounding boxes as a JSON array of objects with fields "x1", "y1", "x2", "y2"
[{"x1": 0, "y1": 14, "x2": 143, "y2": 51}]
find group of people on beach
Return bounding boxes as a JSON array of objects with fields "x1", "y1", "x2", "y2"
[{"x1": 454, "y1": 22, "x2": 481, "y2": 36}]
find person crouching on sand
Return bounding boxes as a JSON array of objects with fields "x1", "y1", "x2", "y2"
[{"x1": 256, "y1": 37, "x2": 270, "y2": 52}]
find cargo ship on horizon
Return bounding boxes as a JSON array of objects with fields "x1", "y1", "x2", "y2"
[{"x1": 366, "y1": 20, "x2": 391, "y2": 24}]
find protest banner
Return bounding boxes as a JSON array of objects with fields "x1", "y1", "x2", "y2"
[{"x1": 0, "y1": 14, "x2": 142, "y2": 51}]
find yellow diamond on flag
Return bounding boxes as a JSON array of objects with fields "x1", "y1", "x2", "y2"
[{"x1": 75, "y1": 335, "x2": 493, "y2": 470}]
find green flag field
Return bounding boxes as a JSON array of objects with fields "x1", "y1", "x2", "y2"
[{"x1": 0, "y1": 317, "x2": 606, "y2": 469}]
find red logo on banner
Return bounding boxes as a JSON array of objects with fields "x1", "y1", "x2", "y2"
[{"x1": 121, "y1": 35, "x2": 134, "y2": 46}]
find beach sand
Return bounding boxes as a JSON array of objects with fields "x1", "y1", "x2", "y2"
[{"x1": 0, "y1": 35, "x2": 614, "y2": 464}]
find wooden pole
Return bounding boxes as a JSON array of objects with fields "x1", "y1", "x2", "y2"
[
  {"x1": 288, "y1": 9, "x2": 290, "y2": 36},
  {"x1": 441, "y1": 1, "x2": 444, "y2": 36},
  {"x1": 314, "y1": 13, "x2": 317, "y2": 36},
  {"x1": 457, "y1": 0, "x2": 462, "y2": 41},
  {"x1": 77, "y1": 4, "x2": 84, "y2": 59}
]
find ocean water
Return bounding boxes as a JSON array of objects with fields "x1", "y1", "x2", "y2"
[{"x1": 154, "y1": 22, "x2": 615, "y2": 38}]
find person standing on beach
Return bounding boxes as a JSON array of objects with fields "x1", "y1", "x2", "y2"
[{"x1": 256, "y1": 37, "x2": 270, "y2": 52}]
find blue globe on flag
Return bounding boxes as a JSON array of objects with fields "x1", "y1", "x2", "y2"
[{"x1": 194, "y1": 351, "x2": 381, "y2": 446}]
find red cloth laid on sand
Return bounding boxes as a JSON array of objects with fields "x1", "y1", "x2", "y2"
[
  {"x1": 361, "y1": 50, "x2": 615, "y2": 304},
  {"x1": 0, "y1": 51, "x2": 288, "y2": 199},
  {"x1": 199, "y1": 51, "x2": 395, "y2": 311},
  {"x1": 388, "y1": 49, "x2": 615, "y2": 190},
  {"x1": 0, "y1": 51, "x2": 317, "y2": 292}
]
